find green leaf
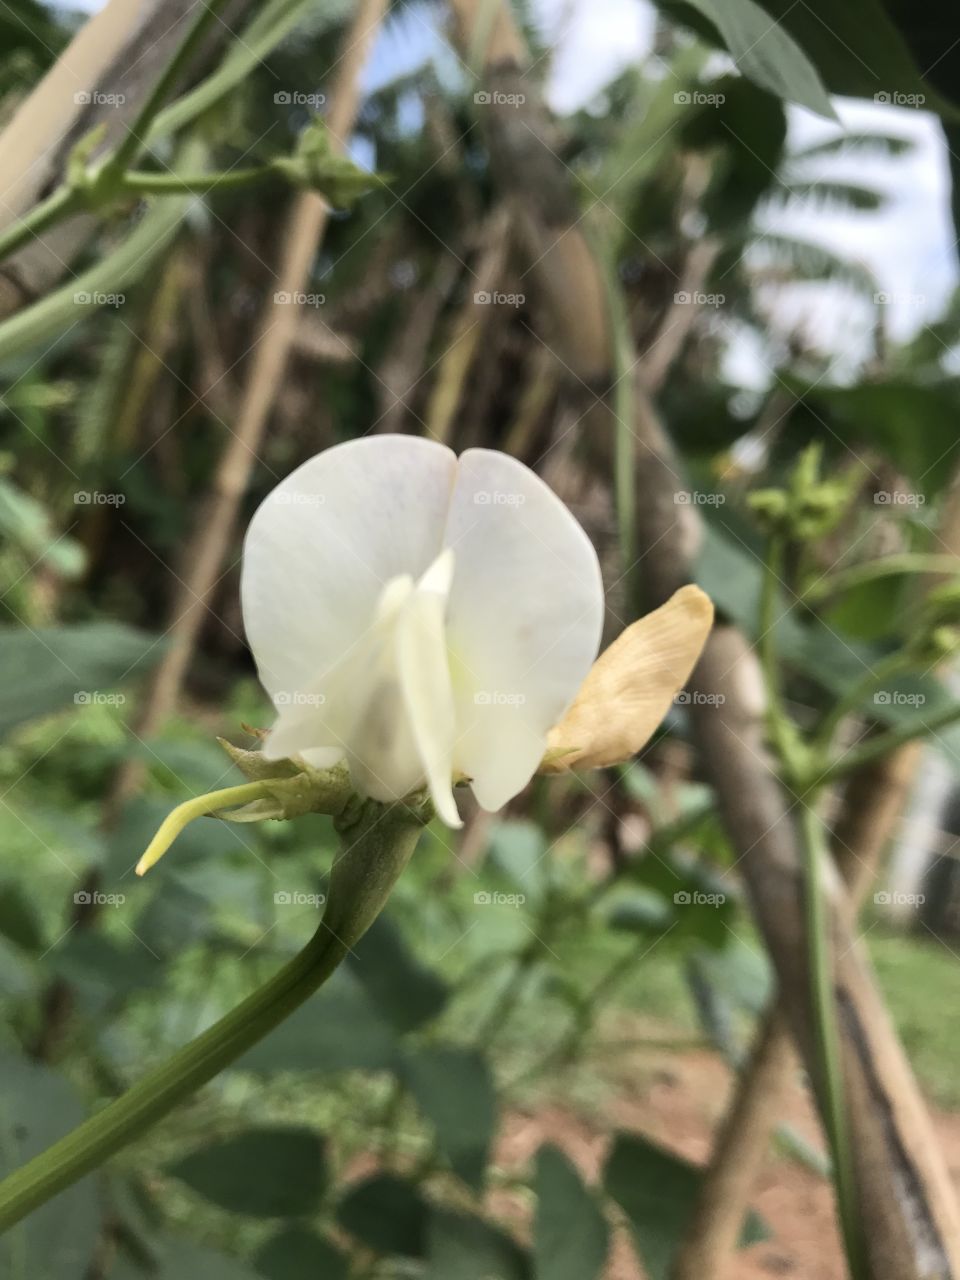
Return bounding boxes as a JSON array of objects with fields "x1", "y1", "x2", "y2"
[
  {"x1": 605, "y1": 1133, "x2": 767, "y2": 1280},
  {"x1": 238, "y1": 966, "x2": 398, "y2": 1075},
  {"x1": 347, "y1": 911, "x2": 447, "y2": 1033},
  {"x1": 108, "y1": 1236, "x2": 263, "y2": 1280},
  {"x1": 485, "y1": 819, "x2": 549, "y2": 904},
  {"x1": 337, "y1": 1174, "x2": 428, "y2": 1257},
  {"x1": 133, "y1": 879, "x2": 211, "y2": 957},
  {"x1": 167, "y1": 1127, "x2": 326, "y2": 1217},
  {"x1": 401, "y1": 1046, "x2": 497, "y2": 1189},
  {"x1": 535, "y1": 1146, "x2": 609, "y2": 1280},
  {"x1": 424, "y1": 1210, "x2": 530, "y2": 1280},
  {"x1": 791, "y1": 380, "x2": 960, "y2": 496},
  {"x1": 670, "y1": 0, "x2": 834, "y2": 117},
  {"x1": 0, "y1": 623, "x2": 162, "y2": 738},
  {"x1": 254, "y1": 1227, "x2": 349, "y2": 1280},
  {"x1": 47, "y1": 932, "x2": 163, "y2": 1013},
  {"x1": 0, "y1": 1053, "x2": 100, "y2": 1279},
  {"x1": 0, "y1": 880, "x2": 45, "y2": 952}
]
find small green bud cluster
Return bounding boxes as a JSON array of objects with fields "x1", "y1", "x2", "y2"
[{"x1": 748, "y1": 444, "x2": 853, "y2": 541}]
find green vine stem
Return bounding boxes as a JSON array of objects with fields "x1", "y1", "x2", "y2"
[
  {"x1": 0, "y1": 797, "x2": 428, "y2": 1231},
  {"x1": 106, "y1": 0, "x2": 235, "y2": 176},
  {"x1": 809, "y1": 697, "x2": 960, "y2": 791},
  {"x1": 797, "y1": 804, "x2": 868, "y2": 1280}
]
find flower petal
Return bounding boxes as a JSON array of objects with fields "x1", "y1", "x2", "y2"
[
  {"x1": 241, "y1": 435, "x2": 457, "y2": 702},
  {"x1": 397, "y1": 556, "x2": 461, "y2": 827},
  {"x1": 542, "y1": 585, "x2": 714, "y2": 772},
  {"x1": 442, "y1": 449, "x2": 604, "y2": 810}
]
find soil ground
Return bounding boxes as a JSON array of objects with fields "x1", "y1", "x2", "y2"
[{"x1": 495, "y1": 1032, "x2": 960, "y2": 1279}]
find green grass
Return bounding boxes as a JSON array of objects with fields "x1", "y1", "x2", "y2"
[{"x1": 868, "y1": 925, "x2": 960, "y2": 1109}]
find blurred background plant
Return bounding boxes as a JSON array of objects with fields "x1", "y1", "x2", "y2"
[{"x1": 1, "y1": 0, "x2": 960, "y2": 1277}]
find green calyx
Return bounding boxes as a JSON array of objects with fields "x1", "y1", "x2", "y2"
[{"x1": 136, "y1": 737, "x2": 433, "y2": 876}]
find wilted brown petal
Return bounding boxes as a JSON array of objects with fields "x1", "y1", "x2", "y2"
[{"x1": 541, "y1": 584, "x2": 714, "y2": 772}]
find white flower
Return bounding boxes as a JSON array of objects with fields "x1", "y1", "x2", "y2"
[{"x1": 241, "y1": 436, "x2": 605, "y2": 827}]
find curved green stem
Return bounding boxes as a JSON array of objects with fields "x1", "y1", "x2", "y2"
[
  {"x1": 108, "y1": 0, "x2": 235, "y2": 175},
  {"x1": 0, "y1": 922, "x2": 346, "y2": 1232},
  {"x1": 797, "y1": 805, "x2": 867, "y2": 1280},
  {"x1": 122, "y1": 166, "x2": 276, "y2": 196},
  {"x1": 811, "y1": 697, "x2": 960, "y2": 791},
  {"x1": 811, "y1": 650, "x2": 908, "y2": 756},
  {"x1": 801, "y1": 553, "x2": 960, "y2": 605},
  {"x1": 0, "y1": 185, "x2": 80, "y2": 265}
]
